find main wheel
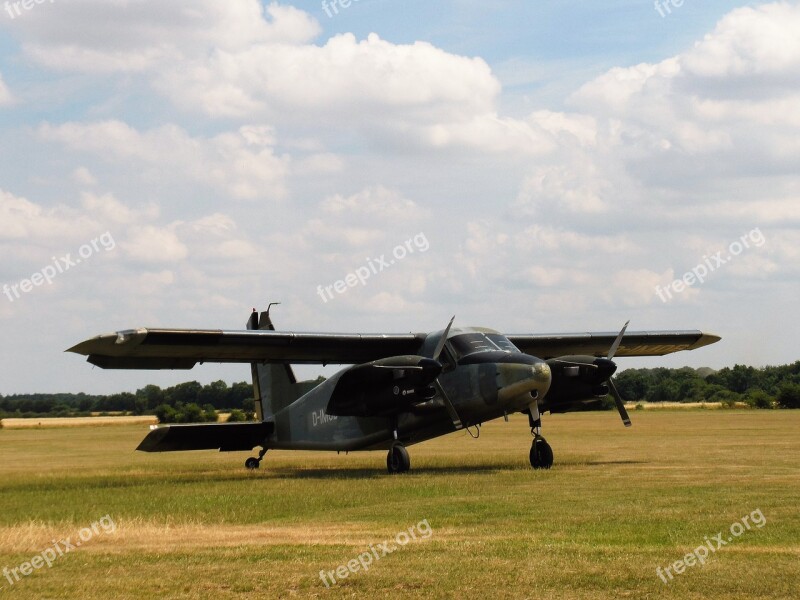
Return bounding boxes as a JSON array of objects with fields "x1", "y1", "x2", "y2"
[
  {"x1": 529, "y1": 437, "x2": 554, "y2": 469},
  {"x1": 245, "y1": 457, "x2": 260, "y2": 470},
  {"x1": 387, "y1": 444, "x2": 411, "y2": 474}
]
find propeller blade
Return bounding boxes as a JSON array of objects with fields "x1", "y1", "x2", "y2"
[
  {"x1": 434, "y1": 379, "x2": 463, "y2": 430},
  {"x1": 608, "y1": 379, "x2": 632, "y2": 427},
  {"x1": 607, "y1": 320, "x2": 630, "y2": 360},
  {"x1": 432, "y1": 316, "x2": 455, "y2": 362},
  {"x1": 430, "y1": 316, "x2": 462, "y2": 429}
]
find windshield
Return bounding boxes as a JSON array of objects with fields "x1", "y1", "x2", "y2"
[
  {"x1": 448, "y1": 333, "x2": 519, "y2": 359},
  {"x1": 486, "y1": 334, "x2": 520, "y2": 353}
]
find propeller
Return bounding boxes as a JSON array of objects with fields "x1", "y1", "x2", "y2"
[
  {"x1": 432, "y1": 316, "x2": 455, "y2": 363},
  {"x1": 607, "y1": 320, "x2": 631, "y2": 427},
  {"x1": 430, "y1": 316, "x2": 463, "y2": 430}
]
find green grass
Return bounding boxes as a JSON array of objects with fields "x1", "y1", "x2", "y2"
[{"x1": 1, "y1": 411, "x2": 798, "y2": 599}]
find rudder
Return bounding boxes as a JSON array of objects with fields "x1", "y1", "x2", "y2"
[{"x1": 247, "y1": 309, "x2": 300, "y2": 421}]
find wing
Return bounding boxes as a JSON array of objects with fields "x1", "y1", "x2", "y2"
[
  {"x1": 136, "y1": 421, "x2": 274, "y2": 452},
  {"x1": 507, "y1": 330, "x2": 720, "y2": 359},
  {"x1": 67, "y1": 328, "x2": 427, "y2": 369}
]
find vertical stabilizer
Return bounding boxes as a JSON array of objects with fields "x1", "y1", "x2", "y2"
[{"x1": 247, "y1": 308, "x2": 300, "y2": 421}]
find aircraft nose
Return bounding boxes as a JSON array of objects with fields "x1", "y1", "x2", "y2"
[{"x1": 497, "y1": 361, "x2": 552, "y2": 409}]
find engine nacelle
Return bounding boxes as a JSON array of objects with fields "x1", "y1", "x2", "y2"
[
  {"x1": 543, "y1": 355, "x2": 617, "y2": 407},
  {"x1": 326, "y1": 355, "x2": 443, "y2": 417}
]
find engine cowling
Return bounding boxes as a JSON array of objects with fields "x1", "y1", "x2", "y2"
[
  {"x1": 326, "y1": 355, "x2": 443, "y2": 417},
  {"x1": 544, "y1": 355, "x2": 617, "y2": 408}
]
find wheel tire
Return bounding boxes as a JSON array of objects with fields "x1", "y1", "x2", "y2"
[
  {"x1": 529, "y1": 438, "x2": 554, "y2": 469},
  {"x1": 386, "y1": 444, "x2": 411, "y2": 474},
  {"x1": 245, "y1": 457, "x2": 260, "y2": 470}
]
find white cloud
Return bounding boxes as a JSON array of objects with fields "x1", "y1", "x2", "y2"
[
  {"x1": 680, "y1": 3, "x2": 800, "y2": 83},
  {"x1": 72, "y1": 166, "x2": 98, "y2": 186},
  {"x1": 13, "y1": 1, "x2": 502, "y2": 146},
  {"x1": 320, "y1": 186, "x2": 429, "y2": 222},
  {"x1": 155, "y1": 32, "x2": 500, "y2": 129},
  {"x1": 80, "y1": 191, "x2": 159, "y2": 224},
  {"x1": 19, "y1": 1, "x2": 321, "y2": 73},
  {"x1": 0, "y1": 72, "x2": 12, "y2": 106},
  {"x1": 0, "y1": 188, "x2": 105, "y2": 242},
  {"x1": 122, "y1": 225, "x2": 188, "y2": 263},
  {"x1": 39, "y1": 121, "x2": 290, "y2": 200}
]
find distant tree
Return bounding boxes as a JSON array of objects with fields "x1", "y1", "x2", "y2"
[
  {"x1": 199, "y1": 380, "x2": 228, "y2": 409},
  {"x1": 227, "y1": 409, "x2": 247, "y2": 422},
  {"x1": 709, "y1": 389, "x2": 740, "y2": 408},
  {"x1": 646, "y1": 380, "x2": 680, "y2": 402},
  {"x1": 745, "y1": 389, "x2": 774, "y2": 409},
  {"x1": 202, "y1": 403, "x2": 218, "y2": 423},
  {"x1": 227, "y1": 382, "x2": 253, "y2": 409},
  {"x1": 242, "y1": 397, "x2": 256, "y2": 420},
  {"x1": 776, "y1": 383, "x2": 800, "y2": 409},
  {"x1": 168, "y1": 381, "x2": 202, "y2": 406},
  {"x1": 176, "y1": 402, "x2": 204, "y2": 423},
  {"x1": 137, "y1": 384, "x2": 166, "y2": 410},
  {"x1": 614, "y1": 369, "x2": 653, "y2": 401},
  {"x1": 154, "y1": 404, "x2": 177, "y2": 423}
]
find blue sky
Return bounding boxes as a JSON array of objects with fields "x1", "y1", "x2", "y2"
[{"x1": 0, "y1": 1, "x2": 797, "y2": 393}]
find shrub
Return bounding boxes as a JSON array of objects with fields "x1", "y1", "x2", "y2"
[
  {"x1": 227, "y1": 409, "x2": 246, "y2": 422},
  {"x1": 777, "y1": 384, "x2": 800, "y2": 409}
]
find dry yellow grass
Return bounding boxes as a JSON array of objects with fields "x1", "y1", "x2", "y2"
[
  {"x1": 623, "y1": 401, "x2": 747, "y2": 409},
  {"x1": 0, "y1": 415, "x2": 157, "y2": 429},
  {"x1": 1, "y1": 411, "x2": 797, "y2": 599}
]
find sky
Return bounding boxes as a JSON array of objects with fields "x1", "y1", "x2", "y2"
[{"x1": 1, "y1": 0, "x2": 798, "y2": 394}]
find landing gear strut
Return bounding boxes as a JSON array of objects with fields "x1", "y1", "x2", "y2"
[
  {"x1": 528, "y1": 401, "x2": 553, "y2": 469},
  {"x1": 387, "y1": 443, "x2": 410, "y2": 474},
  {"x1": 245, "y1": 447, "x2": 268, "y2": 470}
]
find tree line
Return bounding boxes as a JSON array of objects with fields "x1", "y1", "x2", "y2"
[
  {"x1": 613, "y1": 361, "x2": 800, "y2": 409},
  {"x1": 0, "y1": 380, "x2": 256, "y2": 419},
  {"x1": 1, "y1": 361, "x2": 799, "y2": 420}
]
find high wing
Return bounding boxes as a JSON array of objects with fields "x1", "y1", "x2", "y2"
[
  {"x1": 67, "y1": 328, "x2": 427, "y2": 369},
  {"x1": 68, "y1": 326, "x2": 719, "y2": 370},
  {"x1": 508, "y1": 330, "x2": 720, "y2": 359}
]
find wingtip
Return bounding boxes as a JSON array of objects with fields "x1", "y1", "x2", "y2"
[{"x1": 691, "y1": 332, "x2": 722, "y2": 350}]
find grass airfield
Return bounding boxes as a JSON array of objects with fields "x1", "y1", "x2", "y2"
[{"x1": 1, "y1": 411, "x2": 798, "y2": 599}]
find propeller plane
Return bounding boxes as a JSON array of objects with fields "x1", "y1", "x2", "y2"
[{"x1": 68, "y1": 308, "x2": 720, "y2": 473}]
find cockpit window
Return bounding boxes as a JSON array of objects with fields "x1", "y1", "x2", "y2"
[
  {"x1": 448, "y1": 332, "x2": 519, "y2": 359},
  {"x1": 486, "y1": 334, "x2": 520, "y2": 353},
  {"x1": 449, "y1": 334, "x2": 496, "y2": 358}
]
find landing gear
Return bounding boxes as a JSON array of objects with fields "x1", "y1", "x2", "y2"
[
  {"x1": 387, "y1": 443, "x2": 410, "y2": 474},
  {"x1": 245, "y1": 447, "x2": 268, "y2": 470},
  {"x1": 527, "y1": 401, "x2": 553, "y2": 469},
  {"x1": 530, "y1": 436, "x2": 553, "y2": 469}
]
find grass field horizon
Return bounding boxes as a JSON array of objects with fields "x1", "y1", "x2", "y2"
[{"x1": 1, "y1": 411, "x2": 797, "y2": 598}]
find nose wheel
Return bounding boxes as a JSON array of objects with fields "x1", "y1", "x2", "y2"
[
  {"x1": 527, "y1": 401, "x2": 553, "y2": 469},
  {"x1": 387, "y1": 443, "x2": 410, "y2": 474},
  {"x1": 530, "y1": 436, "x2": 553, "y2": 469}
]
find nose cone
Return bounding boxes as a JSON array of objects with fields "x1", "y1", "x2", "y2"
[
  {"x1": 497, "y1": 361, "x2": 552, "y2": 409},
  {"x1": 592, "y1": 357, "x2": 618, "y2": 383}
]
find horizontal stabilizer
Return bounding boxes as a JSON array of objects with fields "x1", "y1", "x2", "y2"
[{"x1": 136, "y1": 421, "x2": 273, "y2": 452}]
